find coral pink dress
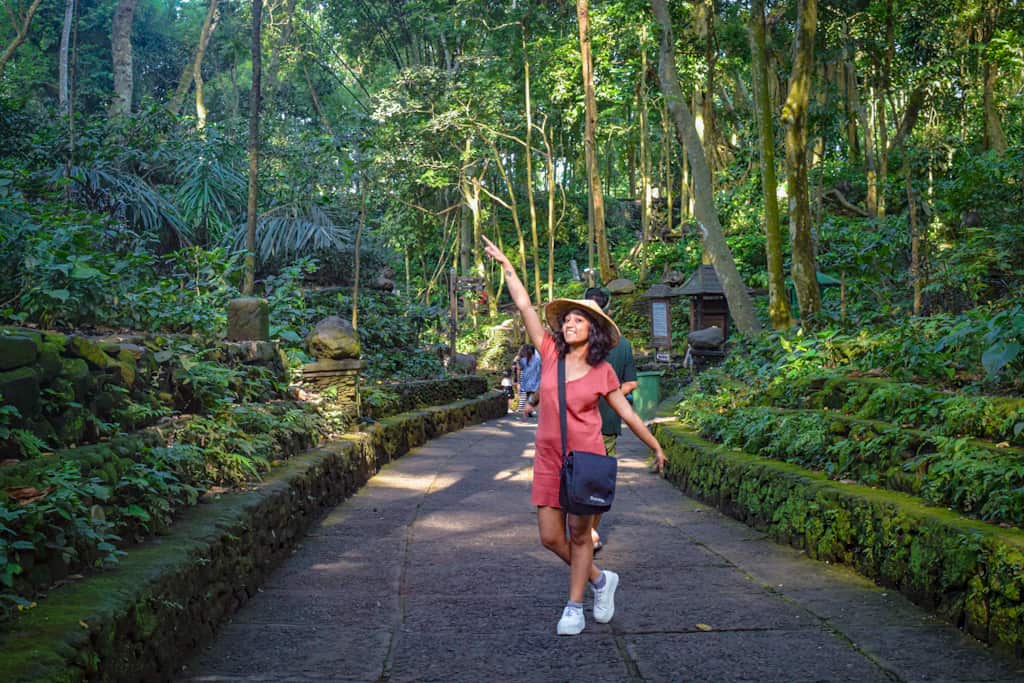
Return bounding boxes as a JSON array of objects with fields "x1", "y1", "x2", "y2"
[{"x1": 531, "y1": 333, "x2": 620, "y2": 508}]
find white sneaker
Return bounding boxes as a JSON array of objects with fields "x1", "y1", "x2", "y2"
[
  {"x1": 592, "y1": 570, "x2": 619, "y2": 623},
  {"x1": 556, "y1": 604, "x2": 585, "y2": 635}
]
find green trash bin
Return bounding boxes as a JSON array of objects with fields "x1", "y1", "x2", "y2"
[{"x1": 633, "y1": 370, "x2": 663, "y2": 421}]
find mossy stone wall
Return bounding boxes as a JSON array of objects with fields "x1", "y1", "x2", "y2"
[
  {"x1": 653, "y1": 421, "x2": 1024, "y2": 657},
  {"x1": 361, "y1": 376, "x2": 489, "y2": 420},
  {"x1": 0, "y1": 390, "x2": 506, "y2": 683}
]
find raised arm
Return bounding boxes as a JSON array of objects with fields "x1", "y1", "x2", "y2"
[{"x1": 482, "y1": 235, "x2": 546, "y2": 349}]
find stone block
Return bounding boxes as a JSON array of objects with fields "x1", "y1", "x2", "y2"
[
  {"x1": 59, "y1": 357, "x2": 93, "y2": 401},
  {"x1": 225, "y1": 340, "x2": 279, "y2": 363},
  {"x1": 227, "y1": 298, "x2": 270, "y2": 341},
  {"x1": 1, "y1": 326, "x2": 43, "y2": 349},
  {"x1": 0, "y1": 335, "x2": 39, "y2": 371},
  {"x1": 606, "y1": 277, "x2": 636, "y2": 294},
  {"x1": 0, "y1": 366, "x2": 40, "y2": 416},
  {"x1": 306, "y1": 316, "x2": 361, "y2": 360},
  {"x1": 68, "y1": 336, "x2": 113, "y2": 369},
  {"x1": 109, "y1": 359, "x2": 137, "y2": 387},
  {"x1": 37, "y1": 346, "x2": 62, "y2": 383}
]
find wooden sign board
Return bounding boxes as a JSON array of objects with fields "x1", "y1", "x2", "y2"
[
  {"x1": 456, "y1": 277, "x2": 485, "y2": 292},
  {"x1": 650, "y1": 300, "x2": 672, "y2": 347}
]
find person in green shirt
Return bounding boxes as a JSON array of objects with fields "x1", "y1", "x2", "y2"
[{"x1": 584, "y1": 287, "x2": 638, "y2": 552}]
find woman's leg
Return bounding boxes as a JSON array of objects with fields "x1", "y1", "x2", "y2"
[
  {"x1": 566, "y1": 513, "x2": 598, "y2": 602},
  {"x1": 537, "y1": 507, "x2": 601, "y2": 591}
]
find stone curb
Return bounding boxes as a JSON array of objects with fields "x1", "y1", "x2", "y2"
[
  {"x1": 652, "y1": 420, "x2": 1024, "y2": 658},
  {"x1": 0, "y1": 391, "x2": 507, "y2": 683}
]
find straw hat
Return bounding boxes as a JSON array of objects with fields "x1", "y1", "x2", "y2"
[{"x1": 544, "y1": 298, "x2": 621, "y2": 346}]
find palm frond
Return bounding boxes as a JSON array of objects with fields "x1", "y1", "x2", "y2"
[
  {"x1": 174, "y1": 154, "x2": 246, "y2": 243},
  {"x1": 65, "y1": 162, "x2": 188, "y2": 243},
  {"x1": 232, "y1": 201, "x2": 356, "y2": 263}
]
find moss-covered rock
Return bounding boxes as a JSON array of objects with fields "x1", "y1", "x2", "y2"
[
  {"x1": 0, "y1": 334, "x2": 39, "y2": 371},
  {"x1": 0, "y1": 366, "x2": 40, "y2": 416},
  {"x1": 66, "y1": 336, "x2": 113, "y2": 370}
]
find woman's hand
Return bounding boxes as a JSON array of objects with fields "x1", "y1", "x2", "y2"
[
  {"x1": 651, "y1": 446, "x2": 667, "y2": 474},
  {"x1": 482, "y1": 235, "x2": 510, "y2": 267},
  {"x1": 482, "y1": 234, "x2": 546, "y2": 348}
]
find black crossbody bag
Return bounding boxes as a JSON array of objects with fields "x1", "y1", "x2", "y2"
[{"x1": 557, "y1": 356, "x2": 617, "y2": 515}]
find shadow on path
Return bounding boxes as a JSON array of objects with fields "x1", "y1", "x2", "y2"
[{"x1": 179, "y1": 416, "x2": 1024, "y2": 683}]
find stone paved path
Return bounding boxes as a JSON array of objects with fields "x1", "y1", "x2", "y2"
[{"x1": 180, "y1": 416, "x2": 1024, "y2": 683}]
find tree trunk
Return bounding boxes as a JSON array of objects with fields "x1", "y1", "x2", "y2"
[
  {"x1": 303, "y1": 63, "x2": 335, "y2": 137},
  {"x1": 487, "y1": 141, "x2": 528, "y2": 278},
  {"x1": 982, "y1": 61, "x2": 1008, "y2": 155},
  {"x1": 650, "y1": 0, "x2": 762, "y2": 337},
  {"x1": 352, "y1": 182, "x2": 366, "y2": 330},
  {"x1": 576, "y1": 0, "x2": 615, "y2": 283},
  {"x1": 522, "y1": 28, "x2": 541, "y2": 303},
  {"x1": 750, "y1": 0, "x2": 792, "y2": 329},
  {"x1": 844, "y1": 32, "x2": 877, "y2": 218},
  {"x1": 876, "y1": 0, "x2": 894, "y2": 218},
  {"x1": 904, "y1": 154, "x2": 922, "y2": 316},
  {"x1": 59, "y1": 0, "x2": 75, "y2": 114},
  {"x1": 266, "y1": 0, "x2": 297, "y2": 104},
  {"x1": 193, "y1": 0, "x2": 219, "y2": 129},
  {"x1": 243, "y1": 0, "x2": 263, "y2": 295},
  {"x1": 638, "y1": 25, "x2": 651, "y2": 285},
  {"x1": 110, "y1": 0, "x2": 139, "y2": 116},
  {"x1": 540, "y1": 118, "x2": 557, "y2": 301},
  {"x1": 696, "y1": 0, "x2": 717, "y2": 182},
  {"x1": 661, "y1": 100, "x2": 674, "y2": 238},
  {"x1": 781, "y1": 0, "x2": 821, "y2": 320},
  {"x1": 0, "y1": 0, "x2": 45, "y2": 79},
  {"x1": 981, "y1": 2, "x2": 1008, "y2": 155},
  {"x1": 168, "y1": 0, "x2": 219, "y2": 117},
  {"x1": 888, "y1": 86, "x2": 926, "y2": 155}
]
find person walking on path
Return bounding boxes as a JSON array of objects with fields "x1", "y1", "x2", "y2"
[
  {"x1": 483, "y1": 235, "x2": 667, "y2": 637},
  {"x1": 583, "y1": 286, "x2": 638, "y2": 554},
  {"x1": 514, "y1": 344, "x2": 541, "y2": 417}
]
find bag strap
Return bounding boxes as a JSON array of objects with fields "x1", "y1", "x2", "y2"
[{"x1": 558, "y1": 355, "x2": 568, "y2": 458}]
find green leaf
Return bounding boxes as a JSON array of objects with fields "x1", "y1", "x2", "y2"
[
  {"x1": 124, "y1": 505, "x2": 150, "y2": 522},
  {"x1": 48, "y1": 289, "x2": 71, "y2": 302},
  {"x1": 70, "y1": 264, "x2": 104, "y2": 280},
  {"x1": 981, "y1": 342, "x2": 1021, "y2": 377}
]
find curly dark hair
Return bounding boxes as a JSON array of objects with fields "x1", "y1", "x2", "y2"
[{"x1": 553, "y1": 307, "x2": 614, "y2": 365}]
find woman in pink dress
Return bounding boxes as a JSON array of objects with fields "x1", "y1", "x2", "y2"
[{"x1": 483, "y1": 235, "x2": 667, "y2": 636}]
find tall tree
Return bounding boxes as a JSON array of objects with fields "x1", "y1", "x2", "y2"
[
  {"x1": 781, "y1": 0, "x2": 821, "y2": 319},
  {"x1": 0, "y1": 0, "x2": 44, "y2": 78},
  {"x1": 979, "y1": 0, "x2": 1008, "y2": 155},
  {"x1": 110, "y1": 0, "x2": 139, "y2": 116},
  {"x1": 521, "y1": 26, "x2": 542, "y2": 304},
  {"x1": 168, "y1": 0, "x2": 220, "y2": 125},
  {"x1": 750, "y1": 0, "x2": 792, "y2": 328},
  {"x1": 58, "y1": 0, "x2": 76, "y2": 114},
  {"x1": 638, "y1": 24, "x2": 652, "y2": 285},
  {"x1": 650, "y1": 0, "x2": 761, "y2": 336},
  {"x1": 576, "y1": 0, "x2": 615, "y2": 283},
  {"x1": 243, "y1": 0, "x2": 263, "y2": 295}
]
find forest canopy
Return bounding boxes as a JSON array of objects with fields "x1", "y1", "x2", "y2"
[{"x1": 0, "y1": 0, "x2": 1021, "y2": 380}]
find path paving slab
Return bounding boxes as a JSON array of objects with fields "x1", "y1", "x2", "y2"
[{"x1": 179, "y1": 417, "x2": 1024, "y2": 683}]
